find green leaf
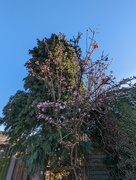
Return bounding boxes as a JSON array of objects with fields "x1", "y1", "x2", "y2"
[{"x1": 79, "y1": 141, "x2": 92, "y2": 154}]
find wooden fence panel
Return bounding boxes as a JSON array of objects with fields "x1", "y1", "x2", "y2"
[
  {"x1": 12, "y1": 159, "x2": 29, "y2": 180},
  {"x1": 85, "y1": 154, "x2": 110, "y2": 180},
  {"x1": 1, "y1": 144, "x2": 110, "y2": 180}
]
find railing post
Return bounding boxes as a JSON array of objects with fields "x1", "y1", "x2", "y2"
[{"x1": 5, "y1": 156, "x2": 16, "y2": 180}]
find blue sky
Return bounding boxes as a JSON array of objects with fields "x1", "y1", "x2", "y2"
[{"x1": 0, "y1": 0, "x2": 136, "y2": 130}]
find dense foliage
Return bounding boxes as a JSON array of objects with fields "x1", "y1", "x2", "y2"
[
  {"x1": 1, "y1": 30, "x2": 136, "y2": 179},
  {"x1": 107, "y1": 88, "x2": 136, "y2": 179}
]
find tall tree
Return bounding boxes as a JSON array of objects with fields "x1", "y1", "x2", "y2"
[
  {"x1": 1, "y1": 33, "x2": 82, "y2": 178},
  {"x1": 1, "y1": 31, "x2": 136, "y2": 179}
]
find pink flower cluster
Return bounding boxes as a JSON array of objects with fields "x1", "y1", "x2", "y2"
[
  {"x1": 58, "y1": 32, "x2": 65, "y2": 40},
  {"x1": 54, "y1": 102, "x2": 67, "y2": 109},
  {"x1": 37, "y1": 101, "x2": 67, "y2": 111},
  {"x1": 37, "y1": 102, "x2": 49, "y2": 111},
  {"x1": 38, "y1": 114, "x2": 53, "y2": 123}
]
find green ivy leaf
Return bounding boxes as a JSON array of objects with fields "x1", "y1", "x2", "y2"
[{"x1": 79, "y1": 141, "x2": 92, "y2": 154}]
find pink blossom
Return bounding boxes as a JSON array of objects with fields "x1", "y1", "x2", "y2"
[
  {"x1": 38, "y1": 114, "x2": 45, "y2": 119},
  {"x1": 58, "y1": 32, "x2": 65, "y2": 40},
  {"x1": 35, "y1": 61, "x2": 39, "y2": 65},
  {"x1": 37, "y1": 102, "x2": 49, "y2": 109}
]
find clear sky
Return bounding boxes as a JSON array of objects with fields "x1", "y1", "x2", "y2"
[{"x1": 1, "y1": 0, "x2": 136, "y2": 131}]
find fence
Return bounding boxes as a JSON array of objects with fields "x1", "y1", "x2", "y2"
[
  {"x1": 85, "y1": 154, "x2": 109, "y2": 180},
  {"x1": 1, "y1": 152, "x2": 110, "y2": 180},
  {"x1": 7, "y1": 158, "x2": 29, "y2": 180},
  {"x1": 0, "y1": 144, "x2": 109, "y2": 180},
  {"x1": 0, "y1": 144, "x2": 29, "y2": 180},
  {"x1": 45, "y1": 154, "x2": 109, "y2": 180}
]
